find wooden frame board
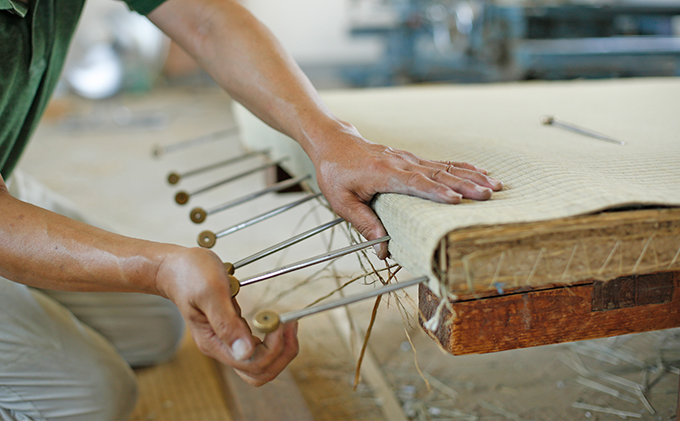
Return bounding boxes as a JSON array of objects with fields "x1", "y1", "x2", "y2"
[{"x1": 419, "y1": 270, "x2": 680, "y2": 356}]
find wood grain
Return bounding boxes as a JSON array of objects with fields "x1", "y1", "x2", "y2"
[
  {"x1": 218, "y1": 365, "x2": 314, "y2": 421},
  {"x1": 419, "y1": 271, "x2": 680, "y2": 356},
  {"x1": 130, "y1": 333, "x2": 233, "y2": 421},
  {"x1": 436, "y1": 208, "x2": 680, "y2": 296}
]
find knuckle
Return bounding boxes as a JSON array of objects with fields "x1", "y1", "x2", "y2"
[
  {"x1": 285, "y1": 340, "x2": 300, "y2": 360},
  {"x1": 355, "y1": 223, "x2": 376, "y2": 241},
  {"x1": 367, "y1": 158, "x2": 389, "y2": 174},
  {"x1": 406, "y1": 171, "x2": 427, "y2": 186},
  {"x1": 238, "y1": 372, "x2": 265, "y2": 387},
  {"x1": 194, "y1": 338, "x2": 214, "y2": 357},
  {"x1": 461, "y1": 179, "x2": 477, "y2": 189},
  {"x1": 211, "y1": 318, "x2": 242, "y2": 342},
  {"x1": 186, "y1": 309, "x2": 207, "y2": 325},
  {"x1": 430, "y1": 169, "x2": 446, "y2": 181}
]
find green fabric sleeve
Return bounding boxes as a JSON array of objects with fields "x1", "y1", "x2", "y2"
[
  {"x1": 0, "y1": 0, "x2": 28, "y2": 17},
  {"x1": 122, "y1": 0, "x2": 167, "y2": 15}
]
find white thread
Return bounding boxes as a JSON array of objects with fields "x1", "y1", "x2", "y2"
[
  {"x1": 582, "y1": 242, "x2": 592, "y2": 276},
  {"x1": 423, "y1": 298, "x2": 446, "y2": 332},
  {"x1": 668, "y1": 243, "x2": 680, "y2": 269},
  {"x1": 462, "y1": 255, "x2": 476, "y2": 295},
  {"x1": 489, "y1": 250, "x2": 506, "y2": 288},
  {"x1": 560, "y1": 244, "x2": 578, "y2": 282},
  {"x1": 597, "y1": 240, "x2": 620, "y2": 276},
  {"x1": 632, "y1": 236, "x2": 653, "y2": 274},
  {"x1": 525, "y1": 248, "x2": 544, "y2": 286}
]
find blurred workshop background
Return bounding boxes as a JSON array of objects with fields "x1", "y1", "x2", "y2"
[
  {"x1": 22, "y1": 0, "x2": 680, "y2": 420},
  {"x1": 57, "y1": 0, "x2": 680, "y2": 97}
]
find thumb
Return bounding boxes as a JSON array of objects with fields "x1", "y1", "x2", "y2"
[
  {"x1": 202, "y1": 290, "x2": 257, "y2": 363},
  {"x1": 342, "y1": 199, "x2": 390, "y2": 260}
]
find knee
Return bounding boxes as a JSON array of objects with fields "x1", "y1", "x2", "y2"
[
  {"x1": 145, "y1": 301, "x2": 186, "y2": 364},
  {"x1": 0, "y1": 343, "x2": 139, "y2": 421},
  {"x1": 125, "y1": 298, "x2": 186, "y2": 367},
  {"x1": 87, "y1": 355, "x2": 139, "y2": 421}
]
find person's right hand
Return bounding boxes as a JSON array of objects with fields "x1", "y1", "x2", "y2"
[{"x1": 154, "y1": 246, "x2": 299, "y2": 386}]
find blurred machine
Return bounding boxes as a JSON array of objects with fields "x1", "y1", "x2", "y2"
[{"x1": 346, "y1": 0, "x2": 680, "y2": 85}]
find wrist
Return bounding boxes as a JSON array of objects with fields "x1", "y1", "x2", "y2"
[
  {"x1": 143, "y1": 243, "x2": 186, "y2": 298},
  {"x1": 295, "y1": 111, "x2": 361, "y2": 163},
  {"x1": 152, "y1": 246, "x2": 228, "y2": 302}
]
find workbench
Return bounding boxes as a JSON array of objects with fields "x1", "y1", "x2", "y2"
[{"x1": 237, "y1": 77, "x2": 680, "y2": 358}]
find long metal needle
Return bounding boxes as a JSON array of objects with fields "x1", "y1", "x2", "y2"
[
  {"x1": 232, "y1": 217, "x2": 344, "y2": 270},
  {"x1": 281, "y1": 276, "x2": 426, "y2": 323},
  {"x1": 190, "y1": 174, "x2": 311, "y2": 224},
  {"x1": 167, "y1": 150, "x2": 267, "y2": 185},
  {"x1": 541, "y1": 115, "x2": 625, "y2": 146},
  {"x1": 253, "y1": 276, "x2": 427, "y2": 332},
  {"x1": 153, "y1": 127, "x2": 239, "y2": 157},
  {"x1": 175, "y1": 158, "x2": 287, "y2": 205},
  {"x1": 240, "y1": 236, "x2": 390, "y2": 287},
  {"x1": 197, "y1": 192, "x2": 324, "y2": 248}
]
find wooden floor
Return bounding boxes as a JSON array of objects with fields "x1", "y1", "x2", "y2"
[{"x1": 130, "y1": 332, "x2": 232, "y2": 421}]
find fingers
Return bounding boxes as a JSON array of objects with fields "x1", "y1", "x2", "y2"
[
  {"x1": 165, "y1": 248, "x2": 299, "y2": 387},
  {"x1": 330, "y1": 194, "x2": 390, "y2": 259},
  {"x1": 191, "y1": 304, "x2": 299, "y2": 386},
  {"x1": 234, "y1": 322, "x2": 300, "y2": 387},
  {"x1": 187, "y1": 299, "x2": 256, "y2": 364},
  {"x1": 427, "y1": 159, "x2": 503, "y2": 191},
  {"x1": 431, "y1": 159, "x2": 488, "y2": 175},
  {"x1": 315, "y1": 137, "x2": 504, "y2": 261},
  {"x1": 389, "y1": 156, "x2": 503, "y2": 203},
  {"x1": 159, "y1": 248, "x2": 258, "y2": 364},
  {"x1": 426, "y1": 168, "x2": 493, "y2": 200}
]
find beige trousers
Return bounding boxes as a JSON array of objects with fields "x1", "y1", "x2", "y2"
[{"x1": 0, "y1": 172, "x2": 185, "y2": 421}]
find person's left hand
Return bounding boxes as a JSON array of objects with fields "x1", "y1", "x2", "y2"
[{"x1": 309, "y1": 121, "x2": 503, "y2": 259}]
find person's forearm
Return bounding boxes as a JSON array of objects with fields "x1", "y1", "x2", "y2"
[
  {"x1": 0, "y1": 182, "x2": 173, "y2": 293},
  {"x1": 147, "y1": 0, "x2": 342, "y2": 162},
  {"x1": 0, "y1": 177, "x2": 298, "y2": 382},
  {"x1": 148, "y1": 0, "x2": 503, "y2": 258}
]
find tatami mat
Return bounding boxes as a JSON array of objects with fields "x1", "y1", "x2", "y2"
[{"x1": 129, "y1": 331, "x2": 232, "y2": 421}]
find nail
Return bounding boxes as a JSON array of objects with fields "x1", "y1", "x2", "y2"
[
  {"x1": 445, "y1": 190, "x2": 462, "y2": 201},
  {"x1": 475, "y1": 185, "x2": 492, "y2": 195},
  {"x1": 230, "y1": 338, "x2": 252, "y2": 361},
  {"x1": 489, "y1": 179, "x2": 503, "y2": 190}
]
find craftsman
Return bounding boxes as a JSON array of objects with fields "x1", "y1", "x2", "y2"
[{"x1": 0, "y1": 0, "x2": 502, "y2": 418}]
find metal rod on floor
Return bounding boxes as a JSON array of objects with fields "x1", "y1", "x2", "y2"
[
  {"x1": 167, "y1": 150, "x2": 268, "y2": 185},
  {"x1": 175, "y1": 158, "x2": 287, "y2": 205},
  {"x1": 153, "y1": 127, "x2": 240, "y2": 157},
  {"x1": 190, "y1": 174, "x2": 311, "y2": 224},
  {"x1": 239, "y1": 236, "x2": 390, "y2": 287},
  {"x1": 252, "y1": 276, "x2": 427, "y2": 333},
  {"x1": 232, "y1": 217, "x2": 344, "y2": 270},
  {"x1": 197, "y1": 192, "x2": 324, "y2": 248}
]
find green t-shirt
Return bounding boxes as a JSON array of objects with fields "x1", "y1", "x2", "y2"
[{"x1": 0, "y1": 0, "x2": 166, "y2": 178}]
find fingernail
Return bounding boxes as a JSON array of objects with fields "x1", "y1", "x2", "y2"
[
  {"x1": 230, "y1": 338, "x2": 252, "y2": 361},
  {"x1": 475, "y1": 185, "x2": 492, "y2": 195},
  {"x1": 445, "y1": 190, "x2": 462, "y2": 201},
  {"x1": 293, "y1": 322, "x2": 299, "y2": 336},
  {"x1": 490, "y1": 179, "x2": 503, "y2": 189}
]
